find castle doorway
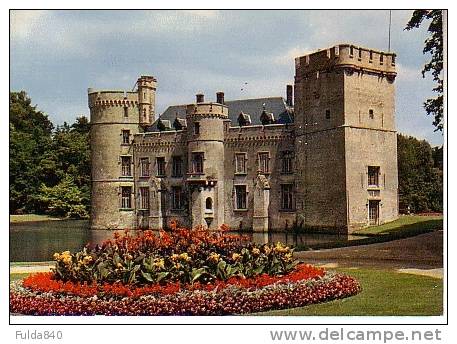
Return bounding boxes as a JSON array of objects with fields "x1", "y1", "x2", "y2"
[{"x1": 368, "y1": 200, "x2": 380, "y2": 225}]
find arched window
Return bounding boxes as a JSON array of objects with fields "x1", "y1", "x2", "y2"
[{"x1": 206, "y1": 197, "x2": 213, "y2": 210}]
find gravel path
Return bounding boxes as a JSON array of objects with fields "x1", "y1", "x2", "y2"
[{"x1": 295, "y1": 230, "x2": 443, "y2": 270}]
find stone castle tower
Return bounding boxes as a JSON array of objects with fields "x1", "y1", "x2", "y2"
[
  {"x1": 294, "y1": 44, "x2": 398, "y2": 230},
  {"x1": 88, "y1": 44, "x2": 398, "y2": 233},
  {"x1": 88, "y1": 76, "x2": 156, "y2": 229}
]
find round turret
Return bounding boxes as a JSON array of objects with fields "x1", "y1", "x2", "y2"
[
  {"x1": 186, "y1": 93, "x2": 229, "y2": 229},
  {"x1": 137, "y1": 75, "x2": 157, "y2": 126},
  {"x1": 88, "y1": 89, "x2": 140, "y2": 229}
]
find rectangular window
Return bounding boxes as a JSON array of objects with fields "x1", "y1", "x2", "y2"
[
  {"x1": 391, "y1": 55, "x2": 396, "y2": 66},
  {"x1": 123, "y1": 107, "x2": 129, "y2": 118},
  {"x1": 369, "y1": 200, "x2": 380, "y2": 225},
  {"x1": 369, "y1": 50, "x2": 373, "y2": 61},
  {"x1": 140, "y1": 157, "x2": 150, "y2": 177},
  {"x1": 281, "y1": 184, "x2": 294, "y2": 210},
  {"x1": 368, "y1": 166, "x2": 380, "y2": 187},
  {"x1": 349, "y1": 46, "x2": 354, "y2": 57},
  {"x1": 380, "y1": 54, "x2": 384, "y2": 64},
  {"x1": 369, "y1": 109, "x2": 374, "y2": 119},
  {"x1": 171, "y1": 186, "x2": 183, "y2": 210},
  {"x1": 194, "y1": 122, "x2": 200, "y2": 135},
  {"x1": 192, "y1": 152, "x2": 204, "y2": 174},
  {"x1": 121, "y1": 156, "x2": 132, "y2": 176},
  {"x1": 139, "y1": 187, "x2": 149, "y2": 209},
  {"x1": 156, "y1": 157, "x2": 166, "y2": 177},
  {"x1": 358, "y1": 48, "x2": 362, "y2": 59},
  {"x1": 121, "y1": 186, "x2": 132, "y2": 209},
  {"x1": 235, "y1": 153, "x2": 247, "y2": 174},
  {"x1": 172, "y1": 156, "x2": 183, "y2": 177},
  {"x1": 281, "y1": 151, "x2": 293, "y2": 174},
  {"x1": 122, "y1": 130, "x2": 130, "y2": 144},
  {"x1": 325, "y1": 109, "x2": 331, "y2": 119},
  {"x1": 235, "y1": 185, "x2": 247, "y2": 210},
  {"x1": 258, "y1": 152, "x2": 269, "y2": 174}
]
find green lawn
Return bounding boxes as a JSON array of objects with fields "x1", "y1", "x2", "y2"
[
  {"x1": 10, "y1": 214, "x2": 64, "y2": 223},
  {"x1": 354, "y1": 215, "x2": 443, "y2": 236},
  {"x1": 297, "y1": 215, "x2": 444, "y2": 250},
  {"x1": 10, "y1": 273, "x2": 30, "y2": 282},
  {"x1": 255, "y1": 268, "x2": 443, "y2": 316}
]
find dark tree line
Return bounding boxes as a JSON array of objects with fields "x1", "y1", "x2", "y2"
[
  {"x1": 397, "y1": 134, "x2": 443, "y2": 213},
  {"x1": 10, "y1": 91, "x2": 90, "y2": 218}
]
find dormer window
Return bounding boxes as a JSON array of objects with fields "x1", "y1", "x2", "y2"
[
  {"x1": 238, "y1": 112, "x2": 252, "y2": 126},
  {"x1": 260, "y1": 110, "x2": 274, "y2": 125}
]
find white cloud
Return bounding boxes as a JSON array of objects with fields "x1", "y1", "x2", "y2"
[
  {"x1": 10, "y1": 10, "x2": 48, "y2": 40},
  {"x1": 396, "y1": 62, "x2": 422, "y2": 82},
  {"x1": 273, "y1": 46, "x2": 311, "y2": 66},
  {"x1": 182, "y1": 10, "x2": 220, "y2": 19}
]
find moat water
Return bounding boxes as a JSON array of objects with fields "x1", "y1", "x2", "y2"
[{"x1": 10, "y1": 220, "x2": 361, "y2": 262}]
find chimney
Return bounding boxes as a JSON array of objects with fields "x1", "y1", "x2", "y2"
[
  {"x1": 286, "y1": 85, "x2": 293, "y2": 107},
  {"x1": 196, "y1": 93, "x2": 204, "y2": 103},
  {"x1": 216, "y1": 92, "x2": 225, "y2": 104}
]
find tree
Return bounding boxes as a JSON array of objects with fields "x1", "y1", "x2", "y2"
[
  {"x1": 10, "y1": 91, "x2": 91, "y2": 217},
  {"x1": 36, "y1": 176, "x2": 89, "y2": 218},
  {"x1": 405, "y1": 10, "x2": 444, "y2": 131},
  {"x1": 397, "y1": 134, "x2": 443, "y2": 213},
  {"x1": 10, "y1": 91, "x2": 54, "y2": 213}
]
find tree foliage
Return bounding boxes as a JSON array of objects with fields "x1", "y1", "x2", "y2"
[
  {"x1": 397, "y1": 134, "x2": 443, "y2": 213},
  {"x1": 10, "y1": 91, "x2": 90, "y2": 218},
  {"x1": 405, "y1": 10, "x2": 444, "y2": 131}
]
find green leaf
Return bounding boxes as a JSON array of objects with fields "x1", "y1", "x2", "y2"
[
  {"x1": 141, "y1": 271, "x2": 154, "y2": 282},
  {"x1": 157, "y1": 272, "x2": 170, "y2": 282}
]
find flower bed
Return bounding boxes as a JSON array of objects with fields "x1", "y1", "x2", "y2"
[{"x1": 10, "y1": 225, "x2": 362, "y2": 315}]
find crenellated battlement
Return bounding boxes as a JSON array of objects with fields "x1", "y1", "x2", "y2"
[
  {"x1": 185, "y1": 102, "x2": 229, "y2": 120},
  {"x1": 295, "y1": 44, "x2": 396, "y2": 82},
  {"x1": 88, "y1": 90, "x2": 138, "y2": 109}
]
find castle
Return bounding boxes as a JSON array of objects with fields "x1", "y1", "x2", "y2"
[{"x1": 88, "y1": 44, "x2": 399, "y2": 234}]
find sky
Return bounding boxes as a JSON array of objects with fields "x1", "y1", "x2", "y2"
[{"x1": 10, "y1": 10, "x2": 443, "y2": 145}]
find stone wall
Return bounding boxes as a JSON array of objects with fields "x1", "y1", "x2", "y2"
[{"x1": 224, "y1": 125, "x2": 295, "y2": 231}]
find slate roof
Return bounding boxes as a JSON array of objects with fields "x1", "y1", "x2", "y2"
[{"x1": 146, "y1": 97, "x2": 294, "y2": 132}]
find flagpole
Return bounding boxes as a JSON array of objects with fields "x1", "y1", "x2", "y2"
[{"x1": 388, "y1": 10, "x2": 392, "y2": 52}]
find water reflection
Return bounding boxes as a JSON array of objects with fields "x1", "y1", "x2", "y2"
[{"x1": 10, "y1": 221, "x2": 358, "y2": 262}]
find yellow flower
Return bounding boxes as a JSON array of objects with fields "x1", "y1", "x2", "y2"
[
  {"x1": 252, "y1": 247, "x2": 260, "y2": 256},
  {"x1": 264, "y1": 246, "x2": 272, "y2": 255},
  {"x1": 83, "y1": 256, "x2": 93, "y2": 264},
  {"x1": 274, "y1": 242, "x2": 289, "y2": 253},
  {"x1": 284, "y1": 253, "x2": 293, "y2": 262},
  {"x1": 53, "y1": 253, "x2": 61, "y2": 261},
  {"x1": 232, "y1": 253, "x2": 241, "y2": 261},
  {"x1": 171, "y1": 254, "x2": 179, "y2": 261},
  {"x1": 153, "y1": 258, "x2": 165, "y2": 269},
  {"x1": 179, "y1": 253, "x2": 191, "y2": 262},
  {"x1": 208, "y1": 252, "x2": 220, "y2": 263}
]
